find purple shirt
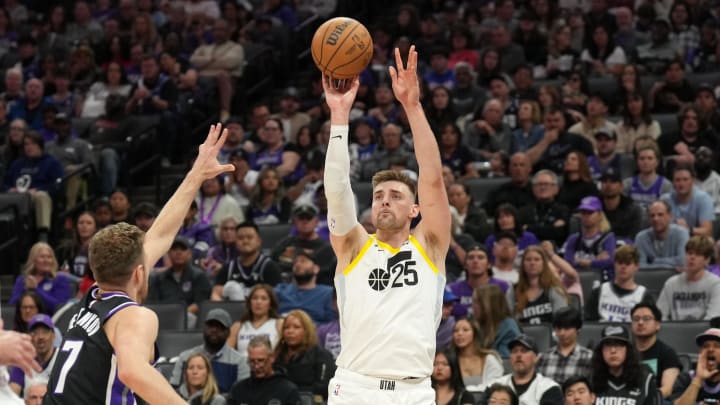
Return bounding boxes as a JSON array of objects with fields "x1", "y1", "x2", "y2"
[
  {"x1": 9, "y1": 275, "x2": 71, "y2": 314},
  {"x1": 484, "y1": 231, "x2": 540, "y2": 263},
  {"x1": 563, "y1": 231, "x2": 617, "y2": 281},
  {"x1": 316, "y1": 320, "x2": 340, "y2": 359},
  {"x1": 436, "y1": 317, "x2": 455, "y2": 352},
  {"x1": 448, "y1": 278, "x2": 510, "y2": 319}
]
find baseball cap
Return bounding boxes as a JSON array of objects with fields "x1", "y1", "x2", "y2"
[
  {"x1": 508, "y1": 334, "x2": 538, "y2": 353},
  {"x1": 205, "y1": 308, "x2": 232, "y2": 329},
  {"x1": 171, "y1": 235, "x2": 192, "y2": 250},
  {"x1": 443, "y1": 289, "x2": 459, "y2": 303},
  {"x1": 600, "y1": 324, "x2": 631, "y2": 344},
  {"x1": 54, "y1": 112, "x2": 70, "y2": 123},
  {"x1": 696, "y1": 328, "x2": 720, "y2": 346},
  {"x1": 28, "y1": 313, "x2": 54, "y2": 330},
  {"x1": 292, "y1": 204, "x2": 319, "y2": 218},
  {"x1": 594, "y1": 127, "x2": 616, "y2": 140},
  {"x1": 578, "y1": 196, "x2": 603, "y2": 212},
  {"x1": 133, "y1": 202, "x2": 159, "y2": 218},
  {"x1": 293, "y1": 249, "x2": 318, "y2": 263},
  {"x1": 600, "y1": 168, "x2": 622, "y2": 183},
  {"x1": 225, "y1": 116, "x2": 244, "y2": 126}
]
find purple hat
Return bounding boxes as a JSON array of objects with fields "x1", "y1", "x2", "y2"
[
  {"x1": 28, "y1": 313, "x2": 54, "y2": 330},
  {"x1": 578, "y1": 196, "x2": 602, "y2": 212}
]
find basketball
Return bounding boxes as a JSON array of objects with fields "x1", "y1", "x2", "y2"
[{"x1": 311, "y1": 17, "x2": 373, "y2": 80}]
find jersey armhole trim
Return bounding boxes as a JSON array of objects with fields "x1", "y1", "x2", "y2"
[
  {"x1": 343, "y1": 237, "x2": 374, "y2": 276},
  {"x1": 409, "y1": 235, "x2": 439, "y2": 274}
]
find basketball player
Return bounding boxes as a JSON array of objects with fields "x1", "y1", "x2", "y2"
[
  {"x1": 323, "y1": 45, "x2": 451, "y2": 404},
  {"x1": 42, "y1": 124, "x2": 234, "y2": 405}
]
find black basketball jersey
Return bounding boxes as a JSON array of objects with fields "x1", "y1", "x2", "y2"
[{"x1": 43, "y1": 286, "x2": 148, "y2": 405}]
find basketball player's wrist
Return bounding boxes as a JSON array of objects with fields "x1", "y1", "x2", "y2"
[{"x1": 330, "y1": 112, "x2": 350, "y2": 125}]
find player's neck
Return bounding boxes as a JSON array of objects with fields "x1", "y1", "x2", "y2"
[
  {"x1": 97, "y1": 284, "x2": 136, "y2": 302},
  {"x1": 375, "y1": 229, "x2": 410, "y2": 248}
]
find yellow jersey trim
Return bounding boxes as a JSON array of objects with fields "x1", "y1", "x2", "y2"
[
  {"x1": 343, "y1": 237, "x2": 374, "y2": 276},
  {"x1": 373, "y1": 236, "x2": 402, "y2": 255},
  {"x1": 409, "y1": 235, "x2": 439, "y2": 274}
]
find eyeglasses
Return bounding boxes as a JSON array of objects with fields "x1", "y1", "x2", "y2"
[{"x1": 632, "y1": 315, "x2": 655, "y2": 323}]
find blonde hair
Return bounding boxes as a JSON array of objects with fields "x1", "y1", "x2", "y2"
[
  {"x1": 184, "y1": 353, "x2": 220, "y2": 404},
  {"x1": 89, "y1": 222, "x2": 144, "y2": 285},
  {"x1": 514, "y1": 246, "x2": 568, "y2": 315},
  {"x1": 23, "y1": 242, "x2": 59, "y2": 277}
]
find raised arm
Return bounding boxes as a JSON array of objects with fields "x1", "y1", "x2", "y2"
[
  {"x1": 389, "y1": 45, "x2": 451, "y2": 260},
  {"x1": 323, "y1": 76, "x2": 368, "y2": 271},
  {"x1": 143, "y1": 124, "x2": 235, "y2": 269}
]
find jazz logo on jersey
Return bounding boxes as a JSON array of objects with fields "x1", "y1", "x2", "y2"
[{"x1": 367, "y1": 251, "x2": 418, "y2": 291}]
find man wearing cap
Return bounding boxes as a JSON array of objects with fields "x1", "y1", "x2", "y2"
[
  {"x1": 217, "y1": 117, "x2": 247, "y2": 165},
  {"x1": 537, "y1": 307, "x2": 593, "y2": 384},
  {"x1": 270, "y1": 203, "x2": 334, "y2": 282},
  {"x1": 449, "y1": 244, "x2": 510, "y2": 318},
  {"x1": 694, "y1": 146, "x2": 720, "y2": 214},
  {"x1": 568, "y1": 95, "x2": 618, "y2": 152},
  {"x1": 588, "y1": 129, "x2": 622, "y2": 182},
  {"x1": 147, "y1": 236, "x2": 212, "y2": 328},
  {"x1": 630, "y1": 302, "x2": 682, "y2": 400},
  {"x1": 695, "y1": 84, "x2": 720, "y2": 131},
  {"x1": 484, "y1": 334, "x2": 563, "y2": 405},
  {"x1": 660, "y1": 163, "x2": 714, "y2": 237},
  {"x1": 437, "y1": 289, "x2": 460, "y2": 352},
  {"x1": 170, "y1": 308, "x2": 249, "y2": 394},
  {"x1": 656, "y1": 235, "x2": 720, "y2": 321},
  {"x1": 9, "y1": 314, "x2": 58, "y2": 396},
  {"x1": 586, "y1": 245, "x2": 653, "y2": 322},
  {"x1": 562, "y1": 196, "x2": 616, "y2": 281},
  {"x1": 132, "y1": 201, "x2": 158, "y2": 232},
  {"x1": 671, "y1": 328, "x2": 720, "y2": 405},
  {"x1": 635, "y1": 200, "x2": 689, "y2": 270},
  {"x1": 599, "y1": 168, "x2": 643, "y2": 241},
  {"x1": 274, "y1": 250, "x2": 336, "y2": 324},
  {"x1": 45, "y1": 112, "x2": 93, "y2": 208}
]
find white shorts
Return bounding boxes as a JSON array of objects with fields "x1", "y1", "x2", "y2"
[{"x1": 327, "y1": 367, "x2": 435, "y2": 405}]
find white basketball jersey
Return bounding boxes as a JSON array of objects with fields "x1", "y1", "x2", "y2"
[{"x1": 335, "y1": 234, "x2": 445, "y2": 379}]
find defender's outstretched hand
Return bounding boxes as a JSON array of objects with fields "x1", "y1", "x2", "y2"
[
  {"x1": 191, "y1": 123, "x2": 236, "y2": 179},
  {"x1": 388, "y1": 45, "x2": 420, "y2": 108},
  {"x1": 322, "y1": 75, "x2": 360, "y2": 119}
]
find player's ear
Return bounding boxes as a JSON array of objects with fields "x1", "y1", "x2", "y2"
[{"x1": 409, "y1": 203, "x2": 420, "y2": 218}]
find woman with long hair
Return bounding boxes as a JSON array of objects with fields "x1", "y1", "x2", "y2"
[
  {"x1": 613, "y1": 64, "x2": 643, "y2": 114},
  {"x1": 432, "y1": 349, "x2": 475, "y2": 404},
  {"x1": 13, "y1": 291, "x2": 46, "y2": 333},
  {"x1": 9, "y1": 242, "x2": 71, "y2": 314},
  {"x1": 447, "y1": 182, "x2": 492, "y2": 243},
  {"x1": 473, "y1": 284, "x2": 521, "y2": 357},
  {"x1": 245, "y1": 167, "x2": 292, "y2": 225},
  {"x1": 81, "y1": 61, "x2": 132, "y2": 118},
  {"x1": 55, "y1": 211, "x2": 98, "y2": 297},
  {"x1": 131, "y1": 13, "x2": 159, "y2": 50},
  {"x1": 197, "y1": 175, "x2": 245, "y2": 236},
  {"x1": 448, "y1": 25, "x2": 479, "y2": 70},
  {"x1": 545, "y1": 24, "x2": 578, "y2": 79},
  {"x1": 562, "y1": 196, "x2": 616, "y2": 281},
  {"x1": 227, "y1": 284, "x2": 283, "y2": 353},
  {"x1": 557, "y1": 151, "x2": 600, "y2": 209},
  {"x1": 561, "y1": 71, "x2": 590, "y2": 114},
  {"x1": 439, "y1": 123, "x2": 478, "y2": 179},
  {"x1": 426, "y1": 87, "x2": 459, "y2": 137},
  {"x1": 580, "y1": 24, "x2": 627, "y2": 76},
  {"x1": 451, "y1": 318, "x2": 504, "y2": 389},
  {"x1": 623, "y1": 145, "x2": 673, "y2": 208},
  {"x1": 616, "y1": 93, "x2": 661, "y2": 154},
  {"x1": 591, "y1": 325, "x2": 661, "y2": 405},
  {"x1": 274, "y1": 310, "x2": 335, "y2": 401},
  {"x1": 177, "y1": 353, "x2": 226, "y2": 405},
  {"x1": 477, "y1": 48, "x2": 511, "y2": 87},
  {"x1": 538, "y1": 84, "x2": 562, "y2": 114},
  {"x1": 669, "y1": 1, "x2": 700, "y2": 60},
  {"x1": 510, "y1": 100, "x2": 544, "y2": 153},
  {"x1": 507, "y1": 246, "x2": 569, "y2": 325}
]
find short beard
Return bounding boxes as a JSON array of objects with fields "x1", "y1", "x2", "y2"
[{"x1": 294, "y1": 273, "x2": 315, "y2": 286}]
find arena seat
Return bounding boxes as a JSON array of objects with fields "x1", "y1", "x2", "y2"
[
  {"x1": 155, "y1": 361, "x2": 175, "y2": 380},
  {"x1": 634, "y1": 268, "x2": 675, "y2": 293},
  {"x1": 657, "y1": 321, "x2": 707, "y2": 356},
  {"x1": 146, "y1": 303, "x2": 187, "y2": 330},
  {"x1": 578, "y1": 271, "x2": 601, "y2": 302},
  {"x1": 259, "y1": 223, "x2": 293, "y2": 253},
  {"x1": 465, "y1": 177, "x2": 510, "y2": 206},
  {"x1": 195, "y1": 300, "x2": 247, "y2": 331},
  {"x1": 578, "y1": 322, "x2": 606, "y2": 349},
  {"x1": 521, "y1": 323, "x2": 553, "y2": 353},
  {"x1": 654, "y1": 113, "x2": 678, "y2": 136},
  {"x1": 156, "y1": 331, "x2": 203, "y2": 360},
  {"x1": 1, "y1": 304, "x2": 14, "y2": 330},
  {"x1": 588, "y1": 75, "x2": 618, "y2": 103}
]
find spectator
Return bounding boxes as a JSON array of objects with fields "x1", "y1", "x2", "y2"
[
  {"x1": 451, "y1": 318, "x2": 504, "y2": 390},
  {"x1": 562, "y1": 376, "x2": 596, "y2": 405},
  {"x1": 245, "y1": 167, "x2": 292, "y2": 225},
  {"x1": 507, "y1": 246, "x2": 569, "y2": 325},
  {"x1": 623, "y1": 145, "x2": 673, "y2": 208},
  {"x1": 537, "y1": 307, "x2": 593, "y2": 384},
  {"x1": 615, "y1": 93, "x2": 661, "y2": 154},
  {"x1": 226, "y1": 284, "x2": 283, "y2": 356},
  {"x1": 557, "y1": 151, "x2": 600, "y2": 210},
  {"x1": 657, "y1": 235, "x2": 720, "y2": 320},
  {"x1": 252, "y1": 116, "x2": 304, "y2": 184},
  {"x1": 55, "y1": 211, "x2": 97, "y2": 296},
  {"x1": 131, "y1": 201, "x2": 157, "y2": 232},
  {"x1": 178, "y1": 201, "x2": 215, "y2": 257},
  {"x1": 670, "y1": 328, "x2": 720, "y2": 405},
  {"x1": 170, "y1": 309, "x2": 249, "y2": 394},
  {"x1": 189, "y1": 19, "x2": 244, "y2": 123},
  {"x1": 492, "y1": 232, "x2": 521, "y2": 284},
  {"x1": 542, "y1": 240, "x2": 583, "y2": 303},
  {"x1": 580, "y1": 25, "x2": 627, "y2": 76},
  {"x1": 9, "y1": 242, "x2": 70, "y2": 314},
  {"x1": 484, "y1": 152, "x2": 535, "y2": 216},
  {"x1": 439, "y1": 124, "x2": 478, "y2": 179},
  {"x1": 488, "y1": 77, "x2": 519, "y2": 131},
  {"x1": 23, "y1": 381, "x2": 45, "y2": 405},
  {"x1": 211, "y1": 222, "x2": 282, "y2": 301},
  {"x1": 600, "y1": 168, "x2": 644, "y2": 241},
  {"x1": 694, "y1": 146, "x2": 720, "y2": 213},
  {"x1": 477, "y1": 48, "x2": 512, "y2": 88},
  {"x1": 449, "y1": 245, "x2": 510, "y2": 319},
  {"x1": 12, "y1": 292, "x2": 45, "y2": 334},
  {"x1": 490, "y1": 25, "x2": 527, "y2": 73},
  {"x1": 433, "y1": 349, "x2": 475, "y2": 404},
  {"x1": 228, "y1": 335, "x2": 300, "y2": 405},
  {"x1": 224, "y1": 149, "x2": 259, "y2": 211},
  {"x1": 526, "y1": 107, "x2": 594, "y2": 175},
  {"x1": 146, "y1": 236, "x2": 211, "y2": 328},
  {"x1": 92, "y1": 198, "x2": 112, "y2": 229},
  {"x1": 591, "y1": 324, "x2": 662, "y2": 405},
  {"x1": 424, "y1": 48, "x2": 455, "y2": 91},
  {"x1": 437, "y1": 290, "x2": 459, "y2": 352},
  {"x1": 659, "y1": 105, "x2": 717, "y2": 168},
  {"x1": 562, "y1": 196, "x2": 616, "y2": 281},
  {"x1": 614, "y1": 64, "x2": 644, "y2": 115},
  {"x1": 614, "y1": 8, "x2": 648, "y2": 58},
  {"x1": 511, "y1": 101, "x2": 544, "y2": 154},
  {"x1": 661, "y1": 163, "x2": 714, "y2": 237},
  {"x1": 451, "y1": 62, "x2": 486, "y2": 117},
  {"x1": 561, "y1": 72, "x2": 591, "y2": 114},
  {"x1": 109, "y1": 189, "x2": 131, "y2": 224},
  {"x1": 585, "y1": 245, "x2": 654, "y2": 322},
  {"x1": 66, "y1": 1, "x2": 103, "y2": 45},
  {"x1": 649, "y1": 60, "x2": 695, "y2": 114},
  {"x1": 636, "y1": 200, "x2": 690, "y2": 270},
  {"x1": 45, "y1": 113, "x2": 93, "y2": 208},
  {"x1": 8, "y1": 314, "x2": 57, "y2": 396},
  {"x1": 2, "y1": 68, "x2": 23, "y2": 104},
  {"x1": 518, "y1": 170, "x2": 571, "y2": 246},
  {"x1": 273, "y1": 309, "x2": 335, "y2": 402},
  {"x1": 359, "y1": 123, "x2": 417, "y2": 181},
  {"x1": 695, "y1": 84, "x2": 720, "y2": 131},
  {"x1": 80, "y1": 61, "x2": 132, "y2": 118},
  {"x1": 275, "y1": 251, "x2": 335, "y2": 324},
  {"x1": 202, "y1": 216, "x2": 239, "y2": 276},
  {"x1": 1, "y1": 118, "x2": 26, "y2": 169},
  {"x1": 637, "y1": 19, "x2": 681, "y2": 75},
  {"x1": 472, "y1": 284, "x2": 521, "y2": 358},
  {"x1": 588, "y1": 129, "x2": 623, "y2": 181},
  {"x1": 668, "y1": 1, "x2": 700, "y2": 60},
  {"x1": 176, "y1": 353, "x2": 226, "y2": 405},
  {"x1": 546, "y1": 24, "x2": 579, "y2": 79},
  {"x1": 630, "y1": 302, "x2": 682, "y2": 400},
  {"x1": 486, "y1": 205, "x2": 540, "y2": 263},
  {"x1": 486, "y1": 334, "x2": 563, "y2": 405},
  {"x1": 447, "y1": 182, "x2": 491, "y2": 244},
  {"x1": 270, "y1": 204, "x2": 334, "y2": 278},
  {"x1": 317, "y1": 289, "x2": 340, "y2": 359},
  {"x1": 197, "y1": 176, "x2": 244, "y2": 238}
]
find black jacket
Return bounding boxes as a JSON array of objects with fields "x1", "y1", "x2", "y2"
[{"x1": 228, "y1": 371, "x2": 301, "y2": 405}]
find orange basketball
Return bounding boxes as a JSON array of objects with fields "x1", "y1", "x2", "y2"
[{"x1": 311, "y1": 17, "x2": 373, "y2": 80}]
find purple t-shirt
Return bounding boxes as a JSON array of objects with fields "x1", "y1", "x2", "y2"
[
  {"x1": 448, "y1": 278, "x2": 510, "y2": 319},
  {"x1": 316, "y1": 320, "x2": 340, "y2": 359}
]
